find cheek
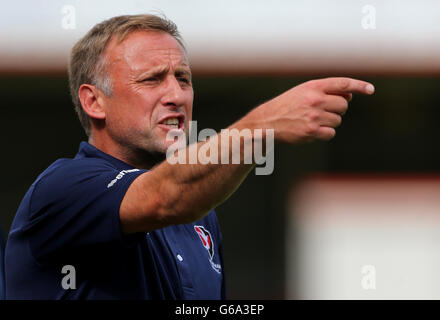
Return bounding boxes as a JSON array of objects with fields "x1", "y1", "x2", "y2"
[
  {"x1": 185, "y1": 91, "x2": 194, "y2": 117},
  {"x1": 116, "y1": 108, "x2": 149, "y2": 132},
  {"x1": 109, "y1": 90, "x2": 155, "y2": 129}
]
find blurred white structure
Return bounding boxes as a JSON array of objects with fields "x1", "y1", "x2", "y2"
[
  {"x1": 1, "y1": 0, "x2": 440, "y2": 74},
  {"x1": 287, "y1": 174, "x2": 440, "y2": 299}
]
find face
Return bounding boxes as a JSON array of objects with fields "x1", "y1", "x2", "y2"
[{"x1": 99, "y1": 30, "x2": 193, "y2": 161}]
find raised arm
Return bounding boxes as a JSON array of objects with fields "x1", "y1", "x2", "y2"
[{"x1": 119, "y1": 77, "x2": 374, "y2": 234}]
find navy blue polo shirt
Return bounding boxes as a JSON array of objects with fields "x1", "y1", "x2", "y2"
[{"x1": 5, "y1": 142, "x2": 225, "y2": 299}]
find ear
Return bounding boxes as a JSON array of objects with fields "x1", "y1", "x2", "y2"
[{"x1": 78, "y1": 84, "x2": 106, "y2": 120}]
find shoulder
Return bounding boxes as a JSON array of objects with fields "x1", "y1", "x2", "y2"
[
  {"x1": 31, "y1": 154, "x2": 128, "y2": 197},
  {"x1": 35, "y1": 156, "x2": 117, "y2": 187},
  {"x1": 28, "y1": 157, "x2": 122, "y2": 213}
]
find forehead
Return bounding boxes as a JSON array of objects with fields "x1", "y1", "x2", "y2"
[{"x1": 105, "y1": 30, "x2": 189, "y2": 73}]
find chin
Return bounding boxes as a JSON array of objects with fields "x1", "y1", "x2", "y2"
[
  {"x1": 139, "y1": 131, "x2": 188, "y2": 157},
  {"x1": 151, "y1": 140, "x2": 179, "y2": 155}
]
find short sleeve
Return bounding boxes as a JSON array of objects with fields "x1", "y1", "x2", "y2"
[{"x1": 20, "y1": 159, "x2": 147, "y2": 263}]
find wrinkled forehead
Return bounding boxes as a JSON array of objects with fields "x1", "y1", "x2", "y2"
[{"x1": 105, "y1": 30, "x2": 190, "y2": 74}]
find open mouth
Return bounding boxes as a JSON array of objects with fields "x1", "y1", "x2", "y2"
[{"x1": 159, "y1": 115, "x2": 184, "y2": 131}]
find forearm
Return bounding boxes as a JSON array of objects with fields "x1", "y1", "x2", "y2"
[
  {"x1": 156, "y1": 141, "x2": 256, "y2": 223},
  {"x1": 120, "y1": 114, "x2": 266, "y2": 233}
]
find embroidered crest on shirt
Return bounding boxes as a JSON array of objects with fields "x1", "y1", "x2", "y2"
[{"x1": 194, "y1": 225, "x2": 221, "y2": 274}]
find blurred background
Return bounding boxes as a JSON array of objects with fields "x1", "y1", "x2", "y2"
[{"x1": 1, "y1": 0, "x2": 440, "y2": 299}]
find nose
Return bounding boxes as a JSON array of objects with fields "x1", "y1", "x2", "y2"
[{"x1": 160, "y1": 76, "x2": 187, "y2": 108}]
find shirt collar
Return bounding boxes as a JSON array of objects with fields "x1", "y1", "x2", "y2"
[{"x1": 75, "y1": 141, "x2": 137, "y2": 171}]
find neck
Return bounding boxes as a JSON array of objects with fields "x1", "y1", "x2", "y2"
[{"x1": 88, "y1": 134, "x2": 165, "y2": 170}]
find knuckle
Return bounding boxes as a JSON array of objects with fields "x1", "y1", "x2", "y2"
[
  {"x1": 305, "y1": 93, "x2": 323, "y2": 107},
  {"x1": 304, "y1": 122, "x2": 319, "y2": 136},
  {"x1": 327, "y1": 129, "x2": 336, "y2": 139},
  {"x1": 305, "y1": 79, "x2": 319, "y2": 89},
  {"x1": 339, "y1": 103, "x2": 348, "y2": 115},
  {"x1": 336, "y1": 99, "x2": 348, "y2": 115},
  {"x1": 306, "y1": 110, "x2": 320, "y2": 122},
  {"x1": 341, "y1": 104, "x2": 348, "y2": 115},
  {"x1": 321, "y1": 128, "x2": 336, "y2": 141},
  {"x1": 337, "y1": 78, "x2": 350, "y2": 90},
  {"x1": 335, "y1": 114, "x2": 342, "y2": 127}
]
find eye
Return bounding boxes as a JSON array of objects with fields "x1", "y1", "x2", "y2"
[
  {"x1": 178, "y1": 77, "x2": 190, "y2": 84},
  {"x1": 142, "y1": 77, "x2": 158, "y2": 82}
]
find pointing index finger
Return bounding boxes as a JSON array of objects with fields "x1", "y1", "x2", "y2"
[{"x1": 319, "y1": 77, "x2": 375, "y2": 95}]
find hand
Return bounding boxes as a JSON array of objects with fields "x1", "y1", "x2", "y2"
[{"x1": 247, "y1": 77, "x2": 374, "y2": 143}]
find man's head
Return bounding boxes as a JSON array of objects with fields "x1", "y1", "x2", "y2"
[{"x1": 68, "y1": 14, "x2": 193, "y2": 166}]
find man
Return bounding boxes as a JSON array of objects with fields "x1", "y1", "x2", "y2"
[{"x1": 5, "y1": 14, "x2": 374, "y2": 299}]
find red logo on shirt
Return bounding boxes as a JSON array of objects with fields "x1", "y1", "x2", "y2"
[{"x1": 194, "y1": 225, "x2": 214, "y2": 260}]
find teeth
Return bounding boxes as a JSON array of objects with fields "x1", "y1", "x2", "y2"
[{"x1": 163, "y1": 118, "x2": 179, "y2": 126}]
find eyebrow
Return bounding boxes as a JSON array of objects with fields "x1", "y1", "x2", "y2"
[{"x1": 137, "y1": 65, "x2": 192, "y2": 80}]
